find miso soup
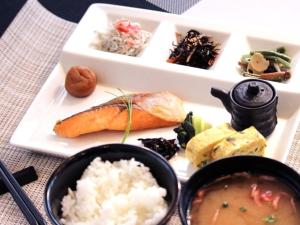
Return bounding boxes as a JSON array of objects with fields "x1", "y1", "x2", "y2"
[{"x1": 189, "y1": 173, "x2": 300, "y2": 225}]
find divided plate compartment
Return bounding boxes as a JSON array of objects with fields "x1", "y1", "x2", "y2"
[
  {"x1": 221, "y1": 35, "x2": 300, "y2": 89},
  {"x1": 62, "y1": 4, "x2": 300, "y2": 92},
  {"x1": 10, "y1": 4, "x2": 300, "y2": 181}
]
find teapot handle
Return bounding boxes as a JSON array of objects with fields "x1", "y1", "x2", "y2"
[{"x1": 211, "y1": 87, "x2": 232, "y2": 113}]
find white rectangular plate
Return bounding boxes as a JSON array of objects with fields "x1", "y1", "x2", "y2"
[
  {"x1": 10, "y1": 4, "x2": 300, "y2": 181},
  {"x1": 10, "y1": 63, "x2": 300, "y2": 181}
]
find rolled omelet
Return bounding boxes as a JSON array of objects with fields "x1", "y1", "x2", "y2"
[
  {"x1": 211, "y1": 126, "x2": 266, "y2": 159},
  {"x1": 185, "y1": 123, "x2": 236, "y2": 167}
]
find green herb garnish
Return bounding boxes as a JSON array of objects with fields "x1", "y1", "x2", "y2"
[
  {"x1": 222, "y1": 201, "x2": 229, "y2": 208},
  {"x1": 106, "y1": 89, "x2": 133, "y2": 143},
  {"x1": 263, "y1": 215, "x2": 277, "y2": 224},
  {"x1": 120, "y1": 93, "x2": 132, "y2": 143},
  {"x1": 239, "y1": 207, "x2": 247, "y2": 212}
]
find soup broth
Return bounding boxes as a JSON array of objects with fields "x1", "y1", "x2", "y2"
[{"x1": 189, "y1": 173, "x2": 300, "y2": 225}]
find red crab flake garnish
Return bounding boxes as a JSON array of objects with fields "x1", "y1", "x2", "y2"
[
  {"x1": 249, "y1": 184, "x2": 296, "y2": 212},
  {"x1": 261, "y1": 190, "x2": 273, "y2": 202},
  {"x1": 114, "y1": 19, "x2": 141, "y2": 34},
  {"x1": 250, "y1": 184, "x2": 262, "y2": 206}
]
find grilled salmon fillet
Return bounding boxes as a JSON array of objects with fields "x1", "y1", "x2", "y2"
[{"x1": 54, "y1": 92, "x2": 185, "y2": 138}]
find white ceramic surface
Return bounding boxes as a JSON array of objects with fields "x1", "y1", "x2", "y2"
[
  {"x1": 10, "y1": 4, "x2": 300, "y2": 181},
  {"x1": 184, "y1": 0, "x2": 300, "y2": 41}
]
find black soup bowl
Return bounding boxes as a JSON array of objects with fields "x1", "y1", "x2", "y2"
[
  {"x1": 179, "y1": 155, "x2": 300, "y2": 225},
  {"x1": 45, "y1": 144, "x2": 180, "y2": 225}
]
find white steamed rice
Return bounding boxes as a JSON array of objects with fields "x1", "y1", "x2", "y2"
[{"x1": 61, "y1": 157, "x2": 167, "y2": 225}]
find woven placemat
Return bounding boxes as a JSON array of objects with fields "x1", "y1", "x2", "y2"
[
  {"x1": 146, "y1": 0, "x2": 200, "y2": 14},
  {"x1": 0, "y1": 0, "x2": 299, "y2": 224}
]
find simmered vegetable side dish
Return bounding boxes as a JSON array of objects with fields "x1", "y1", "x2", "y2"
[
  {"x1": 239, "y1": 47, "x2": 292, "y2": 82},
  {"x1": 189, "y1": 173, "x2": 300, "y2": 225}
]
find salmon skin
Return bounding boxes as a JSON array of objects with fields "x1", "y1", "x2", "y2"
[{"x1": 54, "y1": 92, "x2": 185, "y2": 138}]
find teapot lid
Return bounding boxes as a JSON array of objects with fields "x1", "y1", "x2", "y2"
[{"x1": 232, "y1": 79, "x2": 275, "y2": 107}]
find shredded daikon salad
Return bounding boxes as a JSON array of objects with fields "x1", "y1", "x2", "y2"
[{"x1": 97, "y1": 19, "x2": 151, "y2": 56}]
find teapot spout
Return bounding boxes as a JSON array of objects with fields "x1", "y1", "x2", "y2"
[{"x1": 211, "y1": 87, "x2": 232, "y2": 112}]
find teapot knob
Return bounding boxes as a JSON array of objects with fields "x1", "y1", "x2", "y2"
[{"x1": 247, "y1": 83, "x2": 260, "y2": 96}]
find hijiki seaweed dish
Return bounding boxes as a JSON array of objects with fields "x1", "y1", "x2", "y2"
[{"x1": 167, "y1": 30, "x2": 220, "y2": 69}]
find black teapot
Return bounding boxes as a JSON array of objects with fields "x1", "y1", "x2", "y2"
[{"x1": 211, "y1": 79, "x2": 278, "y2": 137}]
